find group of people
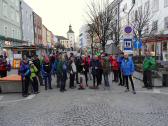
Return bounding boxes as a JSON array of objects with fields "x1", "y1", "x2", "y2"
[
  {"x1": 0, "y1": 49, "x2": 156, "y2": 97},
  {"x1": 19, "y1": 50, "x2": 156, "y2": 97}
]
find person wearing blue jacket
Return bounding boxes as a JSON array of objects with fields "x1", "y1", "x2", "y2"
[
  {"x1": 20, "y1": 57, "x2": 31, "y2": 97},
  {"x1": 121, "y1": 53, "x2": 136, "y2": 94}
]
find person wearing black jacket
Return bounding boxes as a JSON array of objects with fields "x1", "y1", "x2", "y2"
[
  {"x1": 33, "y1": 55, "x2": 43, "y2": 86},
  {"x1": 91, "y1": 56, "x2": 101, "y2": 88}
]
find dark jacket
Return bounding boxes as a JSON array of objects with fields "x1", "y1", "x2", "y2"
[
  {"x1": 42, "y1": 63, "x2": 51, "y2": 77},
  {"x1": 91, "y1": 59, "x2": 101, "y2": 75}
]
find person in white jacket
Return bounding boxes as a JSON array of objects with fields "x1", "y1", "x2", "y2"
[{"x1": 69, "y1": 58, "x2": 77, "y2": 89}]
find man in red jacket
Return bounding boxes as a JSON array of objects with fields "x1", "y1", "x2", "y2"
[{"x1": 110, "y1": 55, "x2": 119, "y2": 82}]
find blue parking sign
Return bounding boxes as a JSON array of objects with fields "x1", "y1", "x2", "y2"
[{"x1": 124, "y1": 39, "x2": 132, "y2": 51}]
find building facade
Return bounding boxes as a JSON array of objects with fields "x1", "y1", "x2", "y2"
[
  {"x1": 67, "y1": 25, "x2": 75, "y2": 49},
  {"x1": 119, "y1": 0, "x2": 168, "y2": 59},
  {"x1": 33, "y1": 12, "x2": 42, "y2": 46},
  {"x1": 55, "y1": 36, "x2": 69, "y2": 49},
  {"x1": 21, "y1": 1, "x2": 34, "y2": 46},
  {"x1": 79, "y1": 24, "x2": 91, "y2": 48},
  {"x1": 0, "y1": 0, "x2": 22, "y2": 40},
  {"x1": 42, "y1": 25, "x2": 47, "y2": 47},
  {"x1": 0, "y1": 0, "x2": 23, "y2": 64}
]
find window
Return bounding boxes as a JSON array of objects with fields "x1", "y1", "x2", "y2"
[
  {"x1": 4, "y1": 26, "x2": 8, "y2": 36},
  {"x1": 164, "y1": 17, "x2": 168, "y2": 30},
  {"x1": 2, "y1": 2, "x2": 8, "y2": 17},
  {"x1": 152, "y1": 20, "x2": 158, "y2": 32},
  {"x1": 11, "y1": 8, "x2": 15, "y2": 20},
  {"x1": 163, "y1": 43, "x2": 167, "y2": 51},
  {"x1": 16, "y1": 12, "x2": 20, "y2": 23},
  {"x1": 152, "y1": 0, "x2": 159, "y2": 12},
  {"x1": 12, "y1": 29, "x2": 15, "y2": 38},
  {"x1": 164, "y1": 0, "x2": 168, "y2": 7}
]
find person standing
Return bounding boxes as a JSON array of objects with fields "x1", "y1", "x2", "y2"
[
  {"x1": 56, "y1": 54, "x2": 62, "y2": 88},
  {"x1": 69, "y1": 58, "x2": 77, "y2": 89},
  {"x1": 91, "y1": 56, "x2": 101, "y2": 88},
  {"x1": 20, "y1": 57, "x2": 31, "y2": 97},
  {"x1": 83, "y1": 56, "x2": 89, "y2": 87},
  {"x1": 111, "y1": 56, "x2": 119, "y2": 82},
  {"x1": 60, "y1": 55, "x2": 68, "y2": 92},
  {"x1": 102, "y1": 54, "x2": 110, "y2": 88},
  {"x1": 33, "y1": 55, "x2": 43, "y2": 86},
  {"x1": 41, "y1": 56, "x2": 52, "y2": 90},
  {"x1": 118, "y1": 53, "x2": 124, "y2": 86},
  {"x1": 121, "y1": 53, "x2": 136, "y2": 94},
  {"x1": 29, "y1": 61, "x2": 39, "y2": 94},
  {"x1": 88, "y1": 55, "x2": 92, "y2": 80},
  {"x1": 143, "y1": 51, "x2": 156, "y2": 89}
]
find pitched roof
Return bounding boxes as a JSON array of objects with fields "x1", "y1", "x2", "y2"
[
  {"x1": 55, "y1": 35, "x2": 69, "y2": 40},
  {"x1": 67, "y1": 25, "x2": 74, "y2": 33}
]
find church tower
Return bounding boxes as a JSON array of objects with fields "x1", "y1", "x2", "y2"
[{"x1": 67, "y1": 25, "x2": 75, "y2": 50}]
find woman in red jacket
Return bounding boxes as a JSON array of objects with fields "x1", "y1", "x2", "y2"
[{"x1": 111, "y1": 55, "x2": 119, "y2": 82}]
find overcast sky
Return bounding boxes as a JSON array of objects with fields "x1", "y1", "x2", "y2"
[{"x1": 24, "y1": 0, "x2": 113, "y2": 38}]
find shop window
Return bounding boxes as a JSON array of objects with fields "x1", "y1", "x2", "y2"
[
  {"x1": 151, "y1": 44, "x2": 155, "y2": 52},
  {"x1": 163, "y1": 42, "x2": 167, "y2": 51},
  {"x1": 164, "y1": 17, "x2": 168, "y2": 30}
]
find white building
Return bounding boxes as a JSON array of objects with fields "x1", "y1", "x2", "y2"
[
  {"x1": 67, "y1": 25, "x2": 75, "y2": 49},
  {"x1": 79, "y1": 24, "x2": 91, "y2": 48},
  {"x1": 120, "y1": 0, "x2": 168, "y2": 58}
]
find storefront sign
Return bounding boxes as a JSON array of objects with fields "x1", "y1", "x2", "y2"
[{"x1": 13, "y1": 54, "x2": 22, "y2": 59}]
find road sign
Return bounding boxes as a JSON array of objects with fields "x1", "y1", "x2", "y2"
[
  {"x1": 134, "y1": 39, "x2": 142, "y2": 49},
  {"x1": 124, "y1": 26, "x2": 132, "y2": 34},
  {"x1": 124, "y1": 39, "x2": 133, "y2": 51}
]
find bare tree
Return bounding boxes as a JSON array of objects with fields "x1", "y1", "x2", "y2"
[
  {"x1": 131, "y1": 2, "x2": 151, "y2": 56},
  {"x1": 87, "y1": 23, "x2": 96, "y2": 57},
  {"x1": 86, "y1": 0, "x2": 115, "y2": 52}
]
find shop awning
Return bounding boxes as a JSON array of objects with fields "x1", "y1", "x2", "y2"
[{"x1": 143, "y1": 34, "x2": 168, "y2": 43}]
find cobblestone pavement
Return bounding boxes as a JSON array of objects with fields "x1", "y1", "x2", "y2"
[{"x1": 0, "y1": 75, "x2": 168, "y2": 126}]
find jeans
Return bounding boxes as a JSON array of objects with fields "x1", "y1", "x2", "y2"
[
  {"x1": 60, "y1": 79, "x2": 66, "y2": 91},
  {"x1": 84, "y1": 72, "x2": 88, "y2": 86},
  {"x1": 103, "y1": 73, "x2": 110, "y2": 87},
  {"x1": 44, "y1": 74, "x2": 52, "y2": 90},
  {"x1": 92, "y1": 74, "x2": 99, "y2": 87},
  {"x1": 118, "y1": 69, "x2": 123, "y2": 85},
  {"x1": 57, "y1": 74, "x2": 62, "y2": 88},
  {"x1": 113, "y1": 70, "x2": 119, "y2": 82},
  {"x1": 37, "y1": 72, "x2": 43, "y2": 86},
  {"x1": 123, "y1": 75, "x2": 135, "y2": 91}
]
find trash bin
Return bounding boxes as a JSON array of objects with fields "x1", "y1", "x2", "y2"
[{"x1": 162, "y1": 74, "x2": 168, "y2": 87}]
